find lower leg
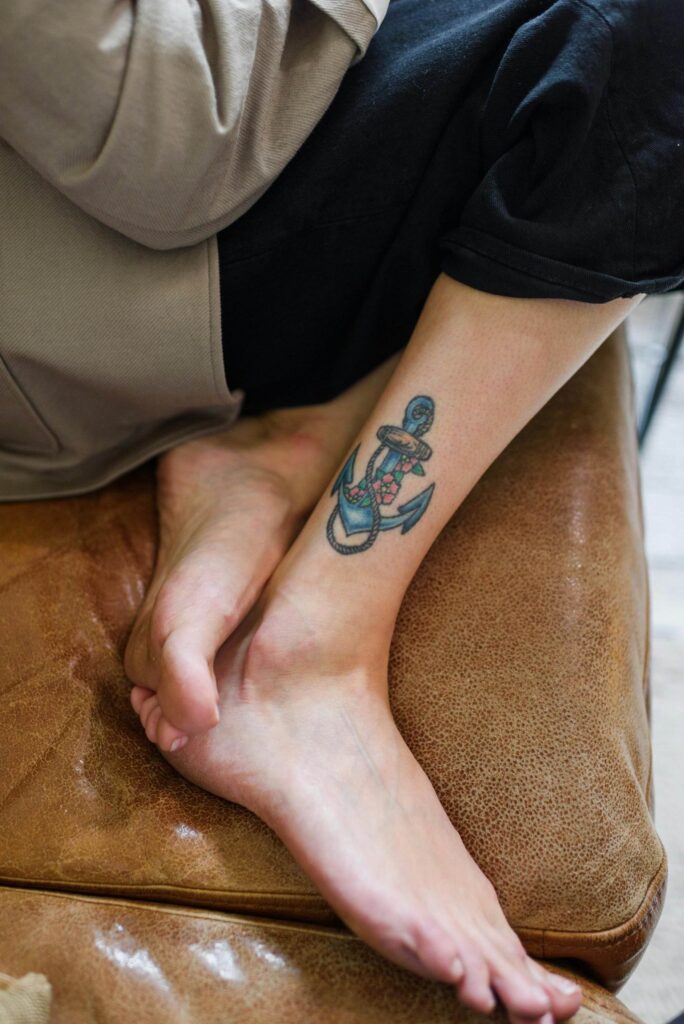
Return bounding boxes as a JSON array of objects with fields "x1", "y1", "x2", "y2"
[
  {"x1": 269, "y1": 276, "x2": 643, "y2": 634},
  {"x1": 135, "y1": 276, "x2": 643, "y2": 1020}
]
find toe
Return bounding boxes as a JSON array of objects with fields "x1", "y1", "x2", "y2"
[
  {"x1": 144, "y1": 703, "x2": 163, "y2": 745},
  {"x1": 453, "y1": 946, "x2": 497, "y2": 1015},
  {"x1": 479, "y1": 925, "x2": 567, "y2": 1020},
  {"x1": 129, "y1": 578, "x2": 237, "y2": 738},
  {"x1": 156, "y1": 716, "x2": 189, "y2": 754},
  {"x1": 124, "y1": 612, "x2": 156, "y2": 688},
  {"x1": 481, "y1": 940, "x2": 551, "y2": 1019},
  {"x1": 130, "y1": 685, "x2": 154, "y2": 715},
  {"x1": 527, "y1": 961, "x2": 583, "y2": 1020},
  {"x1": 398, "y1": 920, "x2": 495, "y2": 1013},
  {"x1": 156, "y1": 629, "x2": 221, "y2": 735},
  {"x1": 407, "y1": 918, "x2": 468, "y2": 986},
  {"x1": 138, "y1": 693, "x2": 160, "y2": 733},
  {"x1": 132, "y1": 686, "x2": 188, "y2": 752},
  {"x1": 489, "y1": 967, "x2": 551, "y2": 1020},
  {"x1": 508, "y1": 1014, "x2": 553, "y2": 1024}
]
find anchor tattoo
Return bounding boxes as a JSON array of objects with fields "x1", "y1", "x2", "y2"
[{"x1": 326, "y1": 396, "x2": 436, "y2": 555}]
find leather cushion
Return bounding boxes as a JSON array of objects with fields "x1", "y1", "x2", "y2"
[
  {"x1": 0, "y1": 328, "x2": 664, "y2": 989},
  {"x1": 0, "y1": 887, "x2": 645, "y2": 1023}
]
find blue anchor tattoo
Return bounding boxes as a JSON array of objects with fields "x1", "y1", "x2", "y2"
[{"x1": 326, "y1": 396, "x2": 436, "y2": 555}]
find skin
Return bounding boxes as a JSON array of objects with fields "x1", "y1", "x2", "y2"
[
  {"x1": 124, "y1": 354, "x2": 401, "y2": 750},
  {"x1": 127, "y1": 276, "x2": 644, "y2": 1021}
]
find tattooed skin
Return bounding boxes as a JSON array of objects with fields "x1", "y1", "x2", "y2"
[{"x1": 326, "y1": 396, "x2": 436, "y2": 555}]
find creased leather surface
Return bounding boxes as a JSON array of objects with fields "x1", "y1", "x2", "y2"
[
  {"x1": 0, "y1": 888, "x2": 645, "y2": 1024},
  {"x1": 0, "y1": 328, "x2": 664, "y2": 990}
]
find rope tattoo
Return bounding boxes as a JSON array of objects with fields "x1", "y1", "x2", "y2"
[{"x1": 326, "y1": 396, "x2": 436, "y2": 555}]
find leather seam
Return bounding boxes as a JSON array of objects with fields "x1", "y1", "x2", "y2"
[
  {"x1": 516, "y1": 849, "x2": 667, "y2": 951},
  {"x1": 0, "y1": 882, "x2": 340, "y2": 933},
  {"x1": 0, "y1": 876, "x2": 328, "y2": 908},
  {"x1": 2, "y1": 847, "x2": 665, "y2": 949}
]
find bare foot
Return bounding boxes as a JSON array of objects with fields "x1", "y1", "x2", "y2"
[
  {"x1": 125, "y1": 357, "x2": 398, "y2": 751},
  {"x1": 131, "y1": 586, "x2": 582, "y2": 1024}
]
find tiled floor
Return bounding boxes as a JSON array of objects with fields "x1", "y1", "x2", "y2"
[{"x1": 620, "y1": 295, "x2": 684, "y2": 1024}]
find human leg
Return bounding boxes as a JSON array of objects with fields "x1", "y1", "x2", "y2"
[
  {"x1": 124, "y1": 0, "x2": 489, "y2": 742},
  {"x1": 124, "y1": 355, "x2": 399, "y2": 750},
  {"x1": 133, "y1": 276, "x2": 643, "y2": 1020}
]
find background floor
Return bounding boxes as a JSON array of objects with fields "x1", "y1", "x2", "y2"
[{"x1": 621, "y1": 294, "x2": 684, "y2": 1024}]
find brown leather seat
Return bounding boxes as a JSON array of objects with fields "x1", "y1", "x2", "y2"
[{"x1": 0, "y1": 326, "x2": 663, "y2": 1022}]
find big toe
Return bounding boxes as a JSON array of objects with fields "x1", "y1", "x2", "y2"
[
  {"x1": 156, "y1": 628, "x2": 221, "y2": 735},
  {"x1": 529, "y1": 961, "x2": 583, "y2": 1020},
  {"x1": 124, "y1": 610, "x2": 155, "y2": 688}
]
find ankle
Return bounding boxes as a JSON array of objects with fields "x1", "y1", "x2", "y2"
[{"x1": 244, "y1": 577, "x2": 396, "y2": 688}]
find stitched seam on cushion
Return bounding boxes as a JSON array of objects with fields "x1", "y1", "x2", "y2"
[
  {"x1": 0, "y1": 884, "x2": 352, "y2": 937},
  {"x1": 4, "y1": 847, "x2": 666, "y2": 945},
  {"x1": 569, "y1": 0, "x2": 639, "y2": 279},
  {"x1": 520, "y1": 848, "x2": 668, "y2": 950},
  {"x1": 0, "y1": 876, "x2": 328, "y2": 907},
  {"x1": 544, "y1": 853, "x2": 665, "y2": 947}
]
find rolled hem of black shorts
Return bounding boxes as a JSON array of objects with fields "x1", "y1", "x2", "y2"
[{"x1": 440, "y1": 228, "x2": 682, "y2": 303}]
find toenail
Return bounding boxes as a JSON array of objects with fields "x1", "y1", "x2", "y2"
[
  {"x1": 539, "y1": 1014, "x2": 554, "y2": 1024},
  {"x1": 449, "y1": 957, "x2": 464, "y2": 981},
  {"x1": 170, "y1": 737, "x2": 188, "y2": 752},
  {"x1": 548, "y1": 973, "x2": 580, "y2": 995}
]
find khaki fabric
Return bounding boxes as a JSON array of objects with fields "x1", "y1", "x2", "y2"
[
  {"x1": 0, "y1": 143, "x2": 242, "y2": 502},
  {"x1": 0, "y1": 973, "x2": 51, "y2": 1024},
  {"x1": 0, "y1": 0, "x2": 388, "y2": 501},
  {"x1": 0, "y1": 0, "x2": 387, "y2": 250}
]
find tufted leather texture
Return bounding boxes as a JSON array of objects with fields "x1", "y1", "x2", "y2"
[
  {"x1": 0, "y1": 327, "x2": 662, "y2": 1015},
  {"x1": 0, "y1": 887, "x2": 645, "y2": 1023}
]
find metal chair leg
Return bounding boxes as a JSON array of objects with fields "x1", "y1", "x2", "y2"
[{"x1": 639, "y1": 301, "x2": 684, "y2": 446}]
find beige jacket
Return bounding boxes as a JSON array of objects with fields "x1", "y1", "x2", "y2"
[{"x1": 0, "y1": 0, "x2": 388, "y2": 501}]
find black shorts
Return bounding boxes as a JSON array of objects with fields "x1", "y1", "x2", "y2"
[{"x1": 217, "y1": 0, "x2": 684, "y2": 413}]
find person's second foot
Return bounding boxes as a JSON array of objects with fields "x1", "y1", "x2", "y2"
[
  {"x1": 131, "y1": 584, "x2": 582, "y2": 1024},
  {"x1": 125, "y1": 357, "x2": 399, "y2": 751}
]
